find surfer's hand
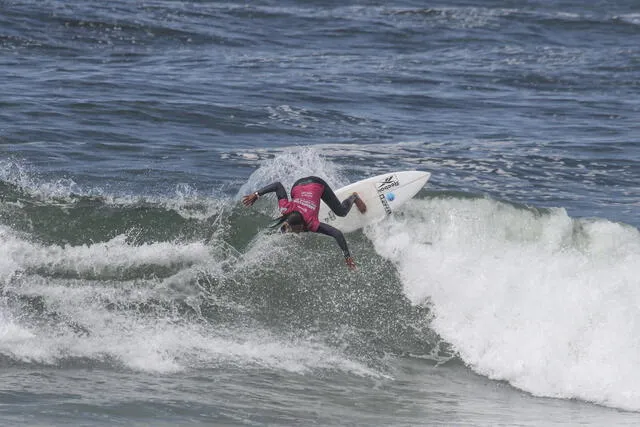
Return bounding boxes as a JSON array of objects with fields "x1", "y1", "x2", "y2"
[
  {"x1": 345, "y1": 256, "x2": 356, "y2": 271},
  {"x1": 242, "y1": 192, "x2": 259, "y2": 207}
]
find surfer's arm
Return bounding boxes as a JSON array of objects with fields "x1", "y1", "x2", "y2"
[
  {"x1": 242, "y1": 182, "x2": 288, "y2": 206},
  {"x1": 256, "y1": 182, "x2": 287, "y2": 199},
  {"x1": 316, "y1": 222, "x2": 356, "y2": 270}
]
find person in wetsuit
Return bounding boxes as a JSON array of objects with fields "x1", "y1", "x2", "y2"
[{"x1": 242, "y1": 176, "x2": 367, "y2": 270}]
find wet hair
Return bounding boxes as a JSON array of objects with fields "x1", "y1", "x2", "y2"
[{"x1": 269, "y1": 211, "x2": 305, "y2": 233}]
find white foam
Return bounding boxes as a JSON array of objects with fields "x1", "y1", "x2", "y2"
[
  {"x1": 4, "y1": 232, "x2": 211, "y2": 280},
  {"x1": 0, "y1": 224, "x2": 379, "y2": 378},
  {"x1": 0, "y1": 280, "x2": 379, "y2": 376},
  {"x1": 0, "y1": 159, "x2": 83, "y2": 200},
  {"x1": 366, "y1": 196, "x2": 640, "y2": 411},
  {"x1": 615, "y1": 13, "x2": 640, "y2": 25},
  {"x1": 0, "y1": 159, "x2": 226, "y2": 222},
  {"x1": 0, "y1": 308, "x2": 36, "y2": 343}
]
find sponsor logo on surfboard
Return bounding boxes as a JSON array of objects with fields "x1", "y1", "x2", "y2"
[
  {"x1": 378, "y1": 192, "x2": 392, "y2": 215},
  {"x1": 376, "y1": 175, "x2": 400, "y2": 193}
]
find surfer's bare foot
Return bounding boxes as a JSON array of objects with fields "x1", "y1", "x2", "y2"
[{"x1": 352, "y1": 192, "x2": 367, "y2": 213}]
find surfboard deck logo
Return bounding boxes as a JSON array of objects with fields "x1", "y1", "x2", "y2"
[
  {"x1": 376, "y1": 175, "x2": 400, "y2": 192},
  {"x1": 378, "y1": 192, "x2": 392, "y2": 215},
  {"x1": 375, "y1": 175, "x2": 400, "y2": 215}
]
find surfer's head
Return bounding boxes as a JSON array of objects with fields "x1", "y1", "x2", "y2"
[{"x1": 271, "y1": 211, "x2": 305, "y2": 234}]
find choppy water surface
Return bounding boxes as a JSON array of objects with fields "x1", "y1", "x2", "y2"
[{"x1": 1, "y1": 0, "x2": 639, "y2": 425}]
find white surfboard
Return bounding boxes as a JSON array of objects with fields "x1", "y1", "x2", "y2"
[{"x1": 318, "y1": 171, "x2": 430, "y2": 233}]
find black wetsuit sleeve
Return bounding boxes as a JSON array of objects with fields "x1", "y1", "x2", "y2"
[
  {"x1": 316, "y1": 222, "x2": 351, "y2": 259},
  {"x1": 256, "y1": 182, "x2": 287, "y2": 200}
]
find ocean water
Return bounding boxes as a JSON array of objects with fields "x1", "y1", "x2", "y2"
[{"x1": 1, "y1": 0, "x2": 639, "y2": 425}]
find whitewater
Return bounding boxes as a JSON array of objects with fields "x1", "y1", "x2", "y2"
[{"x1": 368, "y1": 194, "x2": 640, "y2": 411}]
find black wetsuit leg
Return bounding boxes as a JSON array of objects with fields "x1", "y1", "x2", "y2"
[
  {"x1": 293, "y1": 176, "x2": 356, "y2": 217},
  {"x1": 290, "y1": 177, "x2": 354, "y2": 259},
  {"x1": 322, "y1": 185, "x2": 357, "y2": 217}
]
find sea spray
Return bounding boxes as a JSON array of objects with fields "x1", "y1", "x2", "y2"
[{"x1": 236, "y1": 147, "x2": 348, "y2": 202}]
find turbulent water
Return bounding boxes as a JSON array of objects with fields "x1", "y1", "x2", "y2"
[{"x1": 1, "y1": 0, "x2": 639, "y2": 425}]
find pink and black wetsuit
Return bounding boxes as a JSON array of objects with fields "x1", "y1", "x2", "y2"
[
  {"x1": 254, "y1": 176, "x2": 359, "y2": 258},
  {"x1": 277, "y1": 181, "x2": 324, "y2": 232}
]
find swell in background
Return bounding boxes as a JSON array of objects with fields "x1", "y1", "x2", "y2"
[{"x1": 2, "y1": 1, "x2": 639, "y2": 226}]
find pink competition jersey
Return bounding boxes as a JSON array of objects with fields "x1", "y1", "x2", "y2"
[{"x1": 277, "y1": 182, "x2": 324, "y2": 232}]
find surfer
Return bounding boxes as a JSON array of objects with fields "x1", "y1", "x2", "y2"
[{"x1": 242, "y1": 176, "x2": 367, "y2": 270}]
